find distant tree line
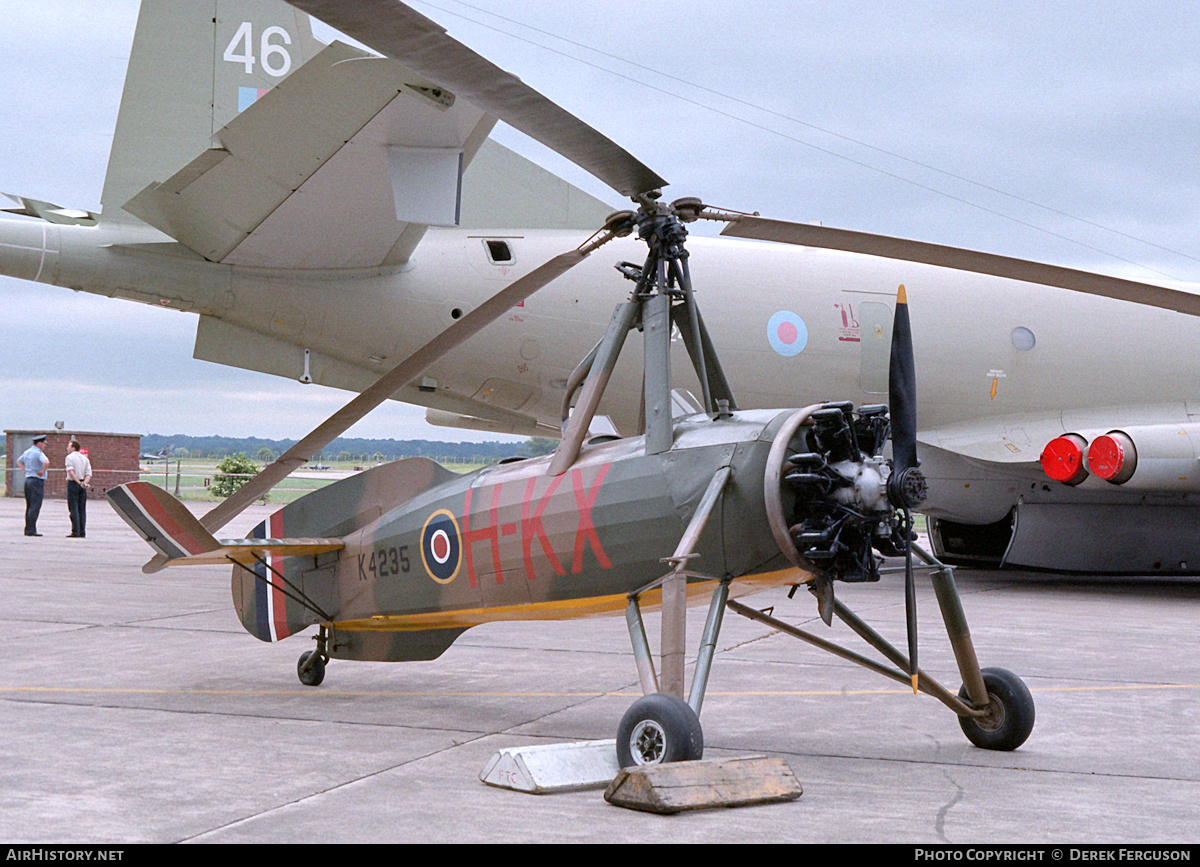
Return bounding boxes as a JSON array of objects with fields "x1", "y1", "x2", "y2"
[{"x1": 141, "y1": 434, "x2": 550, "y2": 464}]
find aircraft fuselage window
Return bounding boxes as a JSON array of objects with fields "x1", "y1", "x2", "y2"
[
  {"x1": 485, "y1": 240, "x2": 514, "y2": 264},
  {"x1": 1011, "y1": 327, "x2": 1036, "y2": 351}
]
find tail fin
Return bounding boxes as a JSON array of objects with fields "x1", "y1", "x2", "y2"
[
  {"x1": 109, "y1": 481, "x2": 341, "y2": 644},
  {"x1": 107, "y1": 481, "x2": 222, "y2": 566},
  {"x1": 100, "y1": 0, "x2": 324, "y2": 224},
  {"x1": 108, "y1": 481, "x2": 342, "y2": 574}
]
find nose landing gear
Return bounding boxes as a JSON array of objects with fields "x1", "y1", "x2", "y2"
[{"x1": 957, "y1": 667, "x2": 1036, "y2": 751}]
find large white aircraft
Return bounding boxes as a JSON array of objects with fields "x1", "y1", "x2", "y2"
[{"x1": 4, "y1": 0, "x2": 1200, "y2": 573}]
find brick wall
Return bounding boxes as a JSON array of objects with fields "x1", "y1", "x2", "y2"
[{"x1": 5, "y1": 431, "x2": 141, "y2": 499}]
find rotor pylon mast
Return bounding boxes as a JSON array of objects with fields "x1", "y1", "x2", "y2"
[{"x1": 550, "y1": 199, "x2": 737, "y2": 474}]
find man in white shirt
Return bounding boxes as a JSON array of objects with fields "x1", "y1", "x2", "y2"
[
  {"x1": 65, "y1": 440, "x2": 93, "y2": 538},
  {"x1": 17, "y1": 435, "x2": 49, "y2": 536}
]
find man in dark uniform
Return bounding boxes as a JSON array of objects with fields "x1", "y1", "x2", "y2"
[{"x1": 17, "y1": 435, "x2": 49, "y2": 536}]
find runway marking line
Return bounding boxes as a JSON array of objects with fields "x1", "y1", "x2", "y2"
[{"x1": 4, "y1": 683, "x2": 1200, "y2": 699}]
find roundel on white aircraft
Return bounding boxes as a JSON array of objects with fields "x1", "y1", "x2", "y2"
[{"x1": 767, "y1": 310, "x2": 808, "y2": 357}]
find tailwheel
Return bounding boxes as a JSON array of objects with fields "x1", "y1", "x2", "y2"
[
  {"x1": 297, "y1": 650, "x2": 327, "y2": 687},
  {"x1": 957, "y1": 667, "x2": 1035, "y2": 751},
  {"x1": 616, "y1": 693, "x2": 704, "y2": 768}
]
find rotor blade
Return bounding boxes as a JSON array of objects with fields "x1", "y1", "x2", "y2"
[
  {"x1": 286, "y1": 0, "x2": 667, "y2": 199},
  {"x1": 721, "y1": 217, "x2": 1200, "y2": 317},
  {"x1": 199, "y1": 249, "x2": 587, "y2": 533},
  {"x1": 889, "y1": 284, "x2": 918, "y2": 473}
]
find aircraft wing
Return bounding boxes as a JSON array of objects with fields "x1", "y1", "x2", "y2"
[
  {"x1": 123, "y1": 39, "x2": 494, "y2": 269},
  {"x1": 920, "y1": 412, "x2": 1080, "y2": 466}
]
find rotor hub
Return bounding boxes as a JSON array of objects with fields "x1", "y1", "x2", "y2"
[
  {"x1": 633, "y1": 207, "x2": 689, "y2": 254},
  {"x1": 888, "y1": 466, "x2": 928, "y2": 511}
]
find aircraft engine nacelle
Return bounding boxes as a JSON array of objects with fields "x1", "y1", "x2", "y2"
[
  {"x1": 765, "y1": 403, "x2": 919, "y2": 584},
  {"x1": 1041, "y1": 424, "x2": 1200, "y2": 491}
]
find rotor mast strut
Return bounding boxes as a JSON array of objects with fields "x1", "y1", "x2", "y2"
[
  {"x1": 550, "y1": 197, "x2": 737, "y2": 473},
  {"x1": 546, "y1": 196, "x2": 746, "y2": 710}
]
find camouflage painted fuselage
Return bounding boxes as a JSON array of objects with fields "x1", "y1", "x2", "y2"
[{"x1": 235, "y1": 409, "x2": 799, "y2": 660}]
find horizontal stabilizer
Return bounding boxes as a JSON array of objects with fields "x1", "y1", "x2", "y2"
[
  {"x1": 123, "y1": 35, "x2": 493, "y2": 268},
  {"x1": 1, "y1": 193, "x2": 98, "y2": 226},
  {"x1": 107, "y1": 482, "x2": 342, "y2": 573}
]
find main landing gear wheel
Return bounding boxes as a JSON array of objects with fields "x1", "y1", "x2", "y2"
[
  {"x1": 957, "y1": 667, "x2": 1035, "y2": 751},
  {"x1": 297, "y1": 650, "x2": 326, "y2": 687},
  {"x1": 616, "y1": 693, "x2": 704, "y2": 767}
]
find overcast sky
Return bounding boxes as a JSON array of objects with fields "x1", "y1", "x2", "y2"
[{"x1": 2, "y1": 0, "x2": 1198, "y2": 441}]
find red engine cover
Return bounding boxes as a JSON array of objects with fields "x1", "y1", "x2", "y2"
[
  {"x1": 1088, "y1": 432, "x2": 1137, "y2": 484},
  {"x1": 1041, "y1": 435, "x2": 1088, "y2": 485}
]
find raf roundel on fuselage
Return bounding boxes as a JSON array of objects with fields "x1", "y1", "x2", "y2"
[{"x1": 421, "y1": 509, "x2": 462, "y2": 584}]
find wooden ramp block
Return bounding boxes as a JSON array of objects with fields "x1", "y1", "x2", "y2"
[{"x1": 604, "y1": 756, "x2": 802, "y2": 814}]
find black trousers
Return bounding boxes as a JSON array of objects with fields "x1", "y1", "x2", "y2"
[
  {"x1": 67, "y1": 480, "x2": 87, "y2": 537},
  {"x1": 24, "y1": 477, "x2": 44, "y2": 534}
]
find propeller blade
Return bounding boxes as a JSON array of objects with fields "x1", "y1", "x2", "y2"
[
  {"x1": 889, "y1": 284, "x2": 917, "y2": 473},
  {"x1": 285, "y1": 0, "x2": 667, "y2": 199},
  {"x1": 200, "y1": 248, "x2": 588, "y2": 533},
  {"x1": 721, "y1": 217, "x2": 1200, "y2": 317},
  {"x1": 889, "y1": 288, "x2": 920, "y2": 692},
  {"x1": 903, "y1": 510, "x2": 919, "y2": 694}
]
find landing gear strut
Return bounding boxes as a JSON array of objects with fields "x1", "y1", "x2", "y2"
[
  {"x1": 566, "y1": 202, "x2": 736, "y2": 768},
  {"x1": 726, "y1": 547, "x2": 1036, "y2": 752}
]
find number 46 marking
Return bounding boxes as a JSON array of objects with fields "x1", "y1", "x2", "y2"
[{"x1": 223, "y1": 22, "x2": 293, "y2": 77}]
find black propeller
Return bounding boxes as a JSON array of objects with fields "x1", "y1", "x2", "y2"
[
  {"x1": 888, "y1": 286, "x2": 918, "y2": 486},
  {"x1": 886, "y1": 285, "x2": 926, "y2": 693}
]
